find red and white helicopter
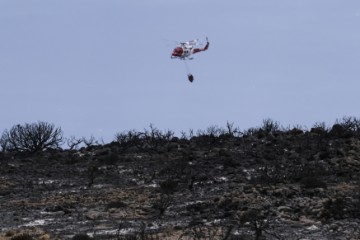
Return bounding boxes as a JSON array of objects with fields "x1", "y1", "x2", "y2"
[{"x1": 170, "y1": 37, "x2": 209, "y2": 82}]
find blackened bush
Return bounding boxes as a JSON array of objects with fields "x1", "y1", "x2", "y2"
[
  {"x1": 311, "y1": 122, "x2": 329, "y2": 136},
  {"x1": 1, "y1": 121, "x2": 63, "y2": 153},
  {"x1": 321, "y1": 197, "x2": 347, "y2": 221},
  {"x1": 106, "y1": 200, "x2": 127, "y2": 209},
  {"x1": 336, "y1": 116, "x2": 360, "y2": 133},
  {"x1": 300, "y1": 176, "x2": 327, "y2": 189},
  {"x1": 152, "y1": 194, "x2": 172, "y2": 215},
  {"x1": 11, "y1": 234, "x2": 33, "y2": 240},
  {"x1": 261, "y1": 118, "x2": 280, "y2": 135},
  {"x1": 237, "y1": 208, "x2": 271, "y2": 240},
  {"x1": 289, "y1": 127, "x2": 304, "y2": 136},
  {"x1": 328, "y1": 116, "x2": 360, "y2": 138},
  {"x1": 0, "y1": 133, "x2": 9, "y2": 152},
  {"x1": 223, "y1": 157, "x2": 239, "y2": 168},
  {"x1": 160, "y1": 179, "x2": 178, "y2": 194},
  {"x1": 330, "y1": 124, "x2": 349, "y2": 138},
  {"x1": 72, "y1": 234, "x2": 93, "y2": 240},
  {"x1": 115, "y1": 129, "x2": 144, "y2": 149}
]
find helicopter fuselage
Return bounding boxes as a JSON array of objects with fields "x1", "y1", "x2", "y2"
[{"x1": 171, "y1": 46, "x2": 193, "y2": 60}]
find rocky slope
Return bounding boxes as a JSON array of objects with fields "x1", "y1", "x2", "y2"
[{"x1": 1, "y1": 126, "x2": 360, "y2": 239}]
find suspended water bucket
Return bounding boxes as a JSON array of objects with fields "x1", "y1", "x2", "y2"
[{"x1": 188, "y1": 74, "x2": 194, "y2": 82}]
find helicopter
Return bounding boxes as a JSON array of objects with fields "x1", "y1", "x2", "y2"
[{"x1": 170, "y1": 37, "x2": 209, "y2": 82}]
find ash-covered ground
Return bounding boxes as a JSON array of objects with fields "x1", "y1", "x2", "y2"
[{"x1": 1, "y1": 125, "x2": 360, "y2": 239}]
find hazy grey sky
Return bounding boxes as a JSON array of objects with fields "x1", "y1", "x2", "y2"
[{"x1": 1, "y1": 0, "x2": 360, "y2": 142}]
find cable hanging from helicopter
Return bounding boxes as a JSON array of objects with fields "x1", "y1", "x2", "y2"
[{"x1": 170, "y1": 37, "x2": 209, "y2": 83}]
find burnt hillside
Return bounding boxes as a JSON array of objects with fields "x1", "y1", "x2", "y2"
[{"x1": 1, "y1": 119, "x2": 360, "y2": 239}]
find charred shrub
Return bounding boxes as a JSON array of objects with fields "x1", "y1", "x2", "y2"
[
  {"x1": 234, "y1": 208, "x2": 273, "y2": 240},
  {"x1": 72, "y1": 234, "x2": 93, "y2": 240},
  {"x1": 311, "y1": 122, "x2": 329, "y2": 135},
  {"x1": 330, "y1": 124, "x2": 348, "y2": 138},
  {"x1": 300, "y1": 176, "x2": 327, "y2": 189},
  {"x1": 11, "y1": 234, "x2": 33, "y2": 240},
  {"x1": 115, "y1": 125, "x2": 175, "y2": 152},
  {"x1": 151, "y1": 194, "x2": 172, "y2": 215},
  {"x1": 332, "y1": 116, "x2": 360, "y2": 137},
  {"x1": 253, "y1": 165, "x2": 287, "y2": 184},
  {"x1": 159, "y1": 179, "x2": 178, "y2": 194},
  {"x1": 345, "y1": 182, "x2": 360, "y2": 218},
  {"x1": 223, "y1": 157, "x2": 239, "y2": 168},
  {"x1": 261, "y1": 118, "x2": 280, "y2": 136},
  {"x1": 115, "y1": 130, "x2": 144, "y2": 149},
  {"x1": 179, "y1": 225, "x2": 228, "y2": 240},
  {"x1": 321, "y1": 197, "x2": 348, "y2": 221},
  {"x1": 101, "y1": 152, "x2": 120, "y2": 165},
  {"x1": 186, "y1": 201, "x2": 216, "y2": 214},
  {"x1": 106, "y1": 201, "x2": 127, "y2": 209},
  {"x1": 1, "y1": 121, "x2": 63, "y2": 153}
]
